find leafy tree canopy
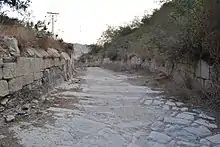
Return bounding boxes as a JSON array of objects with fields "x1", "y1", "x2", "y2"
[{"x1": 0, "y1": 0, "x2": 31, "y2": 11}]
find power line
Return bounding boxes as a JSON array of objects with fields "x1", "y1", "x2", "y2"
[{"x1": 47, "y1": 12, "x2": 59, "y2": 37}]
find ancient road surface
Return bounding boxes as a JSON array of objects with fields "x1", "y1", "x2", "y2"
[{"x1": 2, "y1": 67, "x2": 220, "y2": 147}]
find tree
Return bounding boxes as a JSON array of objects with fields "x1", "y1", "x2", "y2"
[{"x1": 0, "y1": 0, "x2": 31, "y2": 11}]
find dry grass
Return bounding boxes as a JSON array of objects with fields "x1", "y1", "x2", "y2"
[
  {"x1": 37, "y1": 36, "x2": 64, "y2": 52},
  {"x1": 0, "y1": 24, "x2": 69, "y2": 53},
  {"x1": 0, "y1": 24, "x2": 36, "y2": 52}
]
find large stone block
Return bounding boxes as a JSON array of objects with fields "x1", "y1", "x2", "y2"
[
  {"x1": 43, "y1": 59, "x2": 51, "y2": 69},
  {"x1": 130, "y1": 56, "x2": 142, "y2": 68},
  {"x1": 0, "y1": 80, "x2": 9, "y2": 97},
  {"x1": 61, "y1": 59, "x2": 66, "y2": 65},
  {"x1": 33, "y1": 72, "x2": 43, "y2": 80},
  {"x1": 196, "y1": 60, "x2": 210, "y2": 80},
  {"x1": 25, "y1": 48, "x2": 46, "y2": 58},
  {"x1": 3, "y1": 36, "x2": 20, "y2": 57},
  {"x1": 36, "y1": 49, "x2": 50, "y2": 58},
  {"x1": 0, "y1": 68, "x2": 2, "y2": 79},
  {"x1": 30, "y1": 58, "x2": 44, "y2": 72},
  {"x1": 16, "y1": 57, "x2": 32, "y2": 77},
  {"x1": 25, "y1": 48, "x2": 37, "y2": 57},
  {"x1": 50, "y1": 59, "x2": 55, "y2": 67},
  {"x1": 0, "y1": 58, "x2": 3, "y2": 65},
  {"x1": 3, "y1": 62, "x2": 16, "y2": 79},
  {"x1": 61, "y1": 52, "x2": 70, "y2": 60},
  {"x1": 22, "y1": 73, "x2": 34, "y2": 86},
  {"x1": 8, "y1": 77, "x2": 23, "y2": 93},
  {"x1": 47, "y1": 48, "x2": 60, "y2": 58},
  {"x1": 54, "y1": 58, "x2": 60, "y2": 66}
]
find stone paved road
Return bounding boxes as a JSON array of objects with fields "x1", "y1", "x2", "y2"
[{"x1": 2, "y1": 67, "x2": 220, "y2": 147}]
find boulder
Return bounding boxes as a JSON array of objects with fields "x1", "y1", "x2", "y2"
[
  {"x1": 3, "y1": 36, "x2": 20, "y2": 57},
  {"x1": 61, "y1": 52, "x2": 70, "y2": 60},
  {"x1": 36, "y1": 49, "x2": 50, "y2": 58},
  {"x1": 47, "y1": 48, "x2": 60, "y2": 58},
  {"x1": 4, "y1": 115, "x2": 15, "y2": 123},
  {"x1": 130, "y1": 56, "x2": 142, "y2": 68},
  {"x1": 103, "y1": 58, "x2": 112, "y2": 64}
]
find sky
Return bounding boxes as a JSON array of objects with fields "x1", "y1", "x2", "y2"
[{"x1": 8, "y1": 0, "x2": 160, "y2": 44}]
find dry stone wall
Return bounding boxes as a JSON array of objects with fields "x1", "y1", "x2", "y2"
[
  {"x1": 141, "y1": 59, "x2": 218, "y2": 89},
  {"x1": 0, "y1": 37, "x2": 75, "y2": 100},
  {"x1": 100, "y1": 55, "x2": 218, "y2": 89}
]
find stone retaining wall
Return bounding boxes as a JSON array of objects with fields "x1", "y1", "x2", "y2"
[
  {"x1": 141, "y1": 59, "x2": 218, "y2": 88},
  {"x1": 0, "y1": 56, "x2": 73, "y2": 98},
  {"x1": 0, "y1": 47, "x2": 74, "y2": 102},
  {"x1": 98, "y1": 56, "x2": 219, "y2": 89}
]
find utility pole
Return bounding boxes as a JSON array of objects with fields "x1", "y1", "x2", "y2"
[{"x1": 47, "y1": 12, "x2": 59, "y2": 37}]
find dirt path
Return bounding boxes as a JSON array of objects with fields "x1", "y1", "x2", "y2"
[{"x1": 0, "y1": 67, "x2": 220, "y2": 147}]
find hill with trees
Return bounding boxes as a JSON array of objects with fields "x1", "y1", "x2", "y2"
[{"x1": 90, "y1": 0, "x2": 220, "y2": 68}]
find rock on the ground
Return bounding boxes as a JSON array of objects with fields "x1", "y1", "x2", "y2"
[
  {"x1": 167, "y1": 129, "x2": 198, "y2": 142},
  {"x1": 146, "y1": 141, "x2": 166, "y2": 147},
  {"x1": 144, "y1": 100, "x2": 153, "y2": 105},
  {"x1": 0, "y1": 106, "x2": 5, "y2": 112},
  {"x1": 22, "y1": 104, "x2": 30, "y2": 111},
  {"x1": 16, "y1": 110, "x2": 28, "y2": 116},
  {"x1": 177, "y1": 141, "x2": 200, "y2": 147},
  {"x1": 199, "y1": 113, "x2": 215, "y2": 121},
  {"x1": 32, "y1": 99, "x2": 39, "y2": 104},
  {"x1": 130, "y1": 56, "x2": 142, "y2": 68},
  {"x1": 1, "y1": 98, "x2": 9, "y2": 106},
  {"x1": 184, "y1": 126, "x2": 212, "y2": 137},
  {"x1": 4, "y1": 115, "x2": 15, "y2": 123},
  {"x1": 195, "y1": 119, "x2": 217, "y2": 129},
  {"x1": 103, "y1": 58, "x2": 112, "y2": 65},
  {"x1": 148, "y1": 131, "x2": 172, "y2": 144},
  {"x1": 164, "y1": 117, "x2": 192, "y2": 125},
  {"x1": 168, "y1": 140, "x2": 176, "y2": 147},
  {"x1": 152, "y1": 100, "x2": 164, "y2": 106},
  {"x1": 205, "y1": 134, "x2": 220, "y2": 144},
  {"x1": 176, "y1": 112, "x2": 195, "y2": 121},
  {"x1": 200, "y1": 139, "x2": 211, "y2": 146},
  {"x1": 165, "y1": 101, "x2": 176, "y2": 106},
  {"x1": 180, "y1": 107, "x2": 189, "y2": 111},
  {"x1": 151, "y1": 121, "x2": 165, "y2": 131},
  {"x1": 162, "y1": 105, "x2": 170, "y2": 110},
  {"x1": 176, "y1": 102, "x2": 184, "y2": 106},
  {"x1": 0, "y1": 135, "x2": 5, "y2": 139}
]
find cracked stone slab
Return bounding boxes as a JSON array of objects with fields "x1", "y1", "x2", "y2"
[
  {"x1": 144, "y1": 100, "x2": 153, "y2": 105},
  {"x1": 0, "y1": 135, "x2": 5, "y2": 139},
  {"x1": 176, "y1": 112, "x2": 195, "y2": 121},
  {"x1": 180, "y1": 107, "x2": 189, "y2": 112},
  {"x1": 151, "y1": 121, "x2": 165, "y2": 131},
  {"x1": 172, "y1": 106, "x2": 180, "y2": 111},
  {"x1": 164, "y1": 117, "x2": 192, "y2": 125},
  {"x1": 168, "y1": 140, "x2": 176, "y2": 147},
  {"x1": 165, "y1": 101, "x2": 176, "y2": 106},
  {"x1": 146, "y1": 141, "x2": 166, "y2": 147},
  {"x1": 147, "y1": 131, "x2": 171, "y2": 144},
  {"x1": 162, "y1": 105, "x2": 170, "y2": 110},
  {"x1": 199, "y1": 113, "x2": 215, "y2": 121},
  {"x1": 152, "y1": 100, "x2": 164, "y2": 106},
  {"x1": 177, "y1": 141, "x2": 200, "y2": 147},
  {"x1": 184, "y1": 126, "x2": 212, "y2": 137},
  {"x1": 195, "y1": 119, "x2": 217, "y2": 129},
  {"x1": 200, "y1": 139, "x2": 211, "y2": 146},
  {"x1": 166, "y1": 129, "x2": 198, "y2": 142},
  {"x1": 176, "y1": 102, "x2": 184, "y2": 106},
  {"x1": 205, "y1": 134, "x2": 220, "y2": 144}
]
